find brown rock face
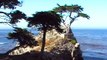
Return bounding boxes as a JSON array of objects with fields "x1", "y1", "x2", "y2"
[{"x1": 4, "y1": 29, "x2": 83, "y2": 60}]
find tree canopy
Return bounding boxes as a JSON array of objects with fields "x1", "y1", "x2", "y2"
[
  {"x1": 0, "y1": 0, "x2": 22, "y2": 9},
  {"x1": 9, "y1": 10, "x2": 26, "y2": 24},
  {"x1": 27, "y1": 11, "x2": 63, "y2": 56},
  {"x1": 7, "y1": 28, "x2": 37, "y2": 46},
  {"x1": 27, "y1": 11, "x2": 63, "y2": 32},
  {"x1": 0, "y1": 0, "x2": 25, "y2": 27},
  {"x1": 53, "y1": 4, "x2": 90, "y2": 26}
]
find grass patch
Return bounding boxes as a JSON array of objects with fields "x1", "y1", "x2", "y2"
[{"x1": 70, "y1": 39, "x2": 77, "y2": 45}]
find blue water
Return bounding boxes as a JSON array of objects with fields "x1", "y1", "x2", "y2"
[
  {"x1": 72, "y1": 29, "x2": 107, "y2": 60},
  {"x1": 0, "y1": 29, "x2": 16, "y2": 53},
  {"x1": 0, "y1": 29, "x2": 107, "y2": 60},
  {"x1": 0, "y1": 29, "x2": 38, "y2": 53}
]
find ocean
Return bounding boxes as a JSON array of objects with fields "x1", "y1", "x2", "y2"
[
  {"x1": 0, "y1": 29, "x2": 16, "y2": 53},
  {"x1": 0, "y1": 29, "x2": 107, "y2": 60},
  {"x1": 72, "y1": 29, "x2": 107, "y2": 60}
]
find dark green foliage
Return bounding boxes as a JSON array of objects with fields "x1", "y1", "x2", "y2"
[
  {"x1": 0, "y1": 0, "x2": 21, "y2": 9},
  {"x1": 70, "y1": 39, "x2": 77, "y2": 45},
  {"x1": 7, "y1": 28, "x2": 37, "y2": 46},
  {"x1": 53, "y1": 4, "x2": 90, "y2": 25},
  {"x1": 67, "y1": 5, "x2": 83, "y2": 12},
  {"x1": 27, "y1": 11, "x2": 63, "y2": 33},
  {"x1": 78, "y1": 13, "x2": 90, "y2": 19},
  {"x1": 53, "y1": 4, "x2": 83, "y2": 13},
  {"x1": 9, "y1": 10, "x2": 26, "y2": 24},
  {"x1": 53, "y1": 4, "x2": 67, "y2": 13},
  {"x1": 27, "y1": 11, "x2": 63, "y2": 56},
  {"x1": 0, "y1": 10, "x2": 26, "y2": 24},
  {"x1": 0, "y1": 0, "x2": 24, "y2": 25}
]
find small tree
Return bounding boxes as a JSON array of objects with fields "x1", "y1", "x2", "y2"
[
  {"x1": 53, "y1": 4, "x2": 90, "y2": 40},
  {"x1": 53, "y1": 4, "x2": 90, "y2": 30},
  {"x1": 27, "y1": 11, "x2": 63, "y2": 56},
  {"x1": 7, "y1": 27, "x2": 37, "y2": 47}
]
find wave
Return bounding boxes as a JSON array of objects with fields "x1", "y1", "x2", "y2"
[{"x1": 0, "y1": 42, "x2": 7, "y2": 45}]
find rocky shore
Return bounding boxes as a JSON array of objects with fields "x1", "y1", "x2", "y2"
[{"x1": 0, "y1": 29, "x2": 83, "y2": 60}]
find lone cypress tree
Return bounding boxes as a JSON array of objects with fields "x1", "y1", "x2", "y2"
[
  {"x1": 53, "y1": 4, "x2": 90, "y2": 40},
  {"x1": 27, "y1": 11, "x2": 63, "y2": 57}
]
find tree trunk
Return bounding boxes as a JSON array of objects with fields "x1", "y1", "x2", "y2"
[
  {"x1": 65, "y1": 25, "x2": 76, "y2": 40},
  {"x1": 40, "y1": 28, "x2": 47, "y2": 59}
]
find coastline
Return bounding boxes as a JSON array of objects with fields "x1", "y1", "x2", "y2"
[{"x1": 0, "y1": 29, "x2": 107, "y2": 60}]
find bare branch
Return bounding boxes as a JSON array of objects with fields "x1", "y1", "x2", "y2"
[
  {"x1": 0, "y1": 11, "x2": 10, "y2": 18},
  {"x1": 0, "y1": 22, "x2": 9, "y2": 23}
]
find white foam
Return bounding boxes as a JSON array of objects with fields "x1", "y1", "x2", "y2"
[{"x1": 0, "y1": 42, "x2": 6, "y2": 45}]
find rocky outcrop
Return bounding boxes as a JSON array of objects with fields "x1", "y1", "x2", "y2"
[{"x1": 3, "y1": 29, "x2": 83, "y2": 60}]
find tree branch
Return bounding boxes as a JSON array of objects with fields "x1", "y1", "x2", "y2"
[
  {"x1": 0, "y1": 11, "x2": 16, "y2": 28},
  {"x1": 0, "y1": 22, "x2": 9, "y2": 23},
  {"x1": 69, "y1": 12, "x2": 79, "y2": 25},
  {"x1": 0, "y1": 11, "x2": 11, "y2": 19}
]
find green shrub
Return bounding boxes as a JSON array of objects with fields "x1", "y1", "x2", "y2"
[{"x1": 70, "y1": 39, "x2": 77, "y2": 45}]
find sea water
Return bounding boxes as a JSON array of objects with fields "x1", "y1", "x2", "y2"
[
  {"x1": 0, "y1": 29, "x2": 107, "y2": 60},
  {"x1": 72, "y1": 29, "x2": 107, "y2": 60},
  {"x1": 0, "y1": 29, "x2": 38, "y2": 53}
]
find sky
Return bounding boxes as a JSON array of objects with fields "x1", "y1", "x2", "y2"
[{"x1": 0, "y1": 0, "x2": 107, "y2": 29}]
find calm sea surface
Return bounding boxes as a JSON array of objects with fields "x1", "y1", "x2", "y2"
[
  {"x1": 72, "y1": 29, "x2": 107, "y2": 60},
  {"x1": 0, "y1": 29, "x2": 107, "y2": 60}
]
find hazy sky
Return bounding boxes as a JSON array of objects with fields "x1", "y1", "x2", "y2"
[{"x1": 0, "y1": 0, "x2": 107, "y2": 29}]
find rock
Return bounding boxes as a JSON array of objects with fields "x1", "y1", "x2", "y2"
[
  {"x1": 6, "y1": 29, "x2": 83, "y2": 60},
  {"x1": 9, "y1": 46, "x2": 32, "y2": 55},
  {"x1": 71, "y1": 43, "x2": 83, "y2": 60}
]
